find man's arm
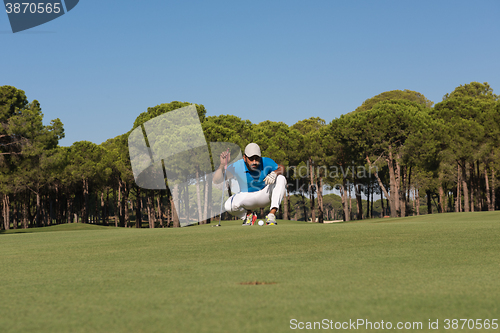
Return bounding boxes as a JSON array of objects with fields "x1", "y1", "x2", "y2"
[
  {"x1": 213, "y1": 163, "x2": 225, "y2": 184},
  {"x1": 213, "y1": 151, "x2": 233, "y2": 184},
  {"x1": 274, "y1": 164, "x2": 285, "y2": 176}
]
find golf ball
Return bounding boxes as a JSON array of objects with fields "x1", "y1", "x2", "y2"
[{"x1": 258, "y1": 220, "x2": 264, "y2": 226}]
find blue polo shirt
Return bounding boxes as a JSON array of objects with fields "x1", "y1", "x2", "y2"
[{"x1": 226, "y1": 157, "x2": 278, "y2": 192}]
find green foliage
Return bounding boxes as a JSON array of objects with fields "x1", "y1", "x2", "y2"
[
  {"x1": 443, "y1": 81, "x2": 499, "y2": 101},
  {"x1": 252, "y1": 120, "x2": 297, "y2": 166},
  {"x1": 2, "y1": 82, "x2": 500, "y2": 230},
  {"x1": 67, "y1": 141, "x2": 105, "y2": 181},
  {"x1": 101, "y1": 133, "x2": 133, "y2": 184},
  {"x1": 0, "y1": 85, "x2": 28, "y2": 123},
  {"x1": 323, "y1": 114, "x2": 363, "y2": 180},
  {"x1": 432, "y1": 82, "x2": 498, "y2": 174},
  {"x1": 353, "y1": 100, "x2": 430, "y2": 155},
  {"x1": 202, "y1": 114, "x2": 253, "y2": 148},
  {"x1": 290, "y1": 117, "x2": 327, "y2": 169},
  {"x1": 354, "y1": 89, "x2": 434, "y2": 113},
  {"x1": 0, "y1": 86, "x2": 65, "y2": 197},
  {"x1": 132, "y1": 101, "x2": 206, "y2": 130}
]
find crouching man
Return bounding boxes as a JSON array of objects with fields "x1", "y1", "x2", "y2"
[{"x1": 213, "y1": 143, "x2": 286, "y2": 225}]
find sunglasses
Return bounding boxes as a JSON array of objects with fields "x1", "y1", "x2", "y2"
[{"x1": 245, "y1": 155, "x2": 260, "y2": 162}]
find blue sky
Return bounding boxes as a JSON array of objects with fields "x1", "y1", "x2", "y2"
[{"x1": 2, "y1": 0, "x2": 499, "y2": 146}]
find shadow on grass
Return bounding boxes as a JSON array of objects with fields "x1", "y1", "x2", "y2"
[{"x1": 0, "y1": 223, "x2": 112, "y2": 235}]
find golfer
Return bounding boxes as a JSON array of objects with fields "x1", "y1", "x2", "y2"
[{"x1": 214, "y1": 143, "x2": 286, "y2": 225}]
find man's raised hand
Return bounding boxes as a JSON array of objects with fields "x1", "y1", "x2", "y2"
[{"x1": 220, "y1": 149, "x2": 230, "y2": 169}]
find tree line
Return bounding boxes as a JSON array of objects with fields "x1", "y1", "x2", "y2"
[{"x1": 1, "y1": 82, "x2": 498, "y2": 230}]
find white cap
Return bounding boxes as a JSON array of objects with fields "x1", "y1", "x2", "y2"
[{"x1": 244, "y1": 143, "x2": 261, "y2": 157}]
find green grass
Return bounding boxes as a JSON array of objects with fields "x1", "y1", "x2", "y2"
[
  {"x1": 1, "y1": 212, "x2": 500, "y2": 332},
  {"x1": 0, "y1": 223, "x2": 110, "y2": 234}
]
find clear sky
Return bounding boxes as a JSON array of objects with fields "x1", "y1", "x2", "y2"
[{"x1": 2, "y1": 0, "x2": 499, "y2": 146}]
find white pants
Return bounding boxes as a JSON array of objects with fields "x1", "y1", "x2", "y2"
[{"x1": 224, "y1": 175, "x2": 287, "y2": 219}]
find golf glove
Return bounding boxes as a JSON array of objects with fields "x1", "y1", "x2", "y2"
[{"x1": 264, "y1": 171, "x2": 277, "y2": 185}]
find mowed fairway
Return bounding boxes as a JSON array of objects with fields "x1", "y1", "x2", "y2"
[{"x1": 1, "y1": 212, "x2": 500, "y2": 333}]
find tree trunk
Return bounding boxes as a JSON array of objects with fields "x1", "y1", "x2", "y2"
[
  {"x1": 400, "y1": 166, "x2": 407, "y2": 217},
  {"x1": 184, "y1": 183, "x2": 190, "y2": 225},
  {"x1": 485, "y1": 165, "x2": 492, "y2": 211},
  {"x1": 470, "y1": 162, "x2": 475, "y2": 212},
  {"x1": 195, "y1": 168, "x2": 203, "y2": 223},
  {"x1": 105, "y1": 188, "x2": 110, "y2": 225},
  {"x1": 462, "y1": 161, "x2": 469, "y2": 212},
  {"x1": 355, "y1": 182, "x2": 363, "y2": 220},
  {"x1": 36, "y1": 192, "x2": 41, "y2": 226},
  {"x1": 82, "y1": 178, "x2": 89, "y2": 223},
  {"x1": 301, "y1": 192, "x2": 307, "y2": 221},
  {"x1": 54, "y1": 185, "x2": 60, "y2": 224},
  {"x1": 202, "y1": 174, "x2": 209, "y2": 224},
  {"x1": 389, "y1": 150, "x2": 400, "y2": 217},
  {"x1": 340, "y1": 185, "x2": 346, "y2": 221},
  {"x1": 58, "y1": 190, "x2": 65, "y2": 226},
  {"x1": 118, "y1": 181, "x2": 124, "y2": 227},
  {"x1": 477, "y1": 162, "x2": 483, "y2": 211},
  {"x1": 283, "y1": 187, "x2": 289, "y2": 220},
  {"x1": 426, "y1": 190, "x2": 432, "y2": 214},
  {"x1": 309, "y1": 158, "x2": 316, "y2": 222},
  {"x1": 491, "y1": 169, "x2": 496, "y2": 211},
  {"x1": 0, "y1": 198, "x2": 3, "y2": 231},
  {"x1": 49, "y1": 196, "x2": 54, "y2": 226},
  {"x1": 367, "y1": 155, "x2": 391, "y2": 217},
  {"x1": 155, "y1": 190, "x2": 165, "y2": 228},
  {"x1": 121, "y1": 183, "x2": 127, "y2": 227},
  {"x1": 101, "y1": 191, "x2": 105, "y2": 225},
  {"x1": 348, "y1": 184, "x2": 353, "y2": 221},
  {"x1": 2, "y1": 194, "x2": 10, "y2": 230},
  {"x1": 370, "y1": 184, "x2": 374, "y2": 218},
  {"x1": 455, "y1": 163, "x2": 461, "y2": 212},
  {"x1": 406, "y1": 166, "x2": 412, "y2": 216},
  {"x1": 148, "y1": 190, "x2": 154, "y2": 228},
  {"x1": 112, "y1": 187, "x2": 118, "y2": 227},
  {"x1": 42, "y1": 194, "x2": 48, "y2": 226},
  {"x1": 135, "y1": 187, "x2": 142, "y2": 228},
  {"x1": 380, "y1": 189, "x2": 385, "y2": 217},
  {"x1": 341, "y1": 179, "x2": 350, "y2": 221},
  {"x1": 67, "y1": 193, "x2": 72, "y2": 224},
  {"x1": 207, "y1": 174, "x2": 212, "y2": 223},
  {"x1": 166, "y1": 191, "x2": 171, "y2": 227},
  {"x1": 416, "y1": 187, "x2": 420, "y2": 216},
  {"x1": 172, "y1": 184, "x2": 180, "y2": 227},
  {"x1": 366, "y1": 184, "x2": 370, "y2": 218},
  {"x1": 317, "y1": 176, "x2": 324, "y2": 223},
  {"x1": 412, "y1": 187, "x2": 416, "y2": 216},
  {"x1": 438, "y1": 183, "x2": 445, "y2": 213},
  {"x1": 12, "y1": 196, "x2": 18, "y2": 229},
  {"x1": 22, "y1": 194, "x2": 28, "y2": 229},
  {"x1": 124, "y1": 185, "x2": 130, "y2": 228}
]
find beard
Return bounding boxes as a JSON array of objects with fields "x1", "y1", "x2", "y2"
[{"x1": 247, "y1": 162, "x2": 260, "y2": 171}]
